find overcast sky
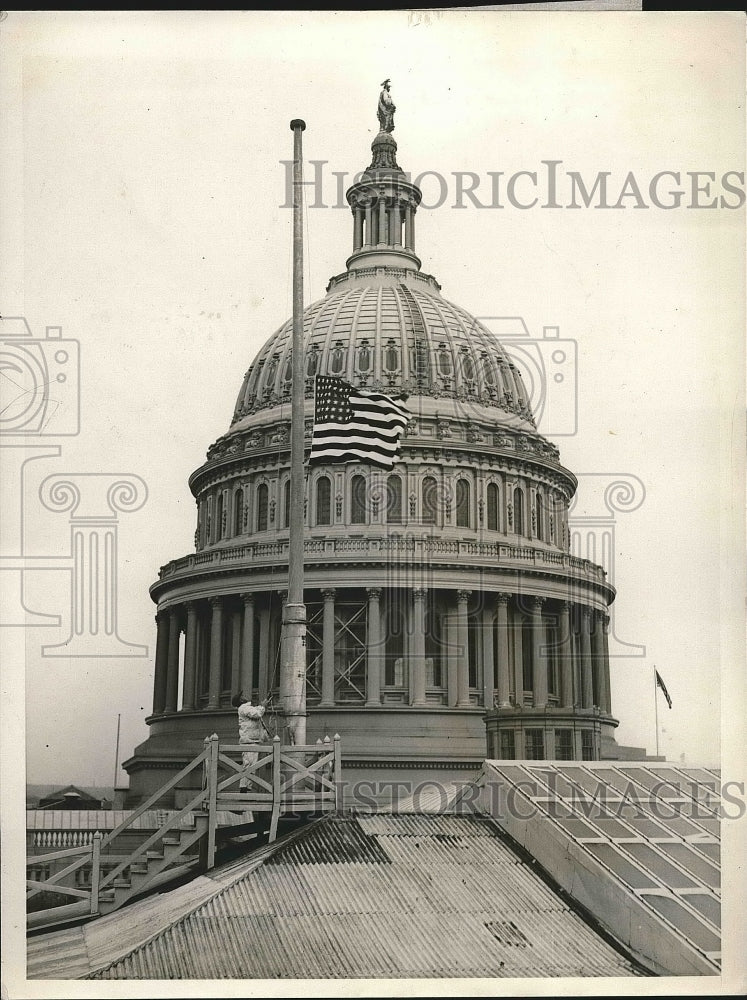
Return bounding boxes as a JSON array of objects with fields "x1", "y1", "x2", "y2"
[{"x1": 1, "y1": 11, "x2": 744, "y2": 790}]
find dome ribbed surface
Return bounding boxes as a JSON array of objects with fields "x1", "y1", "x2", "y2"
[{"x1": 232, "y1": 278, "x2": 534, "y2": 427}]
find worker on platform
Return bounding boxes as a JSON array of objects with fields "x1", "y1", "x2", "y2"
[{"x1": 231, "y1": 692, "x2": 270, "y2": 792}]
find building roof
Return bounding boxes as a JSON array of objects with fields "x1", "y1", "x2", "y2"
[
  {"x1": 28, "y1": 813, "x2": 646, "y2": 980},
  {"x1": 479, "y1": 760, "x2": 721, "y2": 977},
  {"x1": 27, "y1": 784, "x2": 114, "y2": 808}
]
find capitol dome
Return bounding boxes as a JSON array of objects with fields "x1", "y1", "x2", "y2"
[
  {"x1": 125, "y1": 122, "x2": 620, "y2": 805},
  {"x1": 230, "y1": 277, "x2": 536, "y2": 432}
]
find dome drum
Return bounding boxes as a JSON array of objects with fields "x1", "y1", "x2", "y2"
[{"x1": 124, "y1": 106, "x2": 625, "y2": 805}]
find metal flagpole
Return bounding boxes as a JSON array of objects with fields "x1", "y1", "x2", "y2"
[
  {"x1": 653, "y1": 666, "x2": 660, "y2": 758},
  {"x1": 113, "y1": 713, "x2": 121, "y2": 792},
  {"x1": 279, "y1": 119, "x2": 308, "y2": 747}
]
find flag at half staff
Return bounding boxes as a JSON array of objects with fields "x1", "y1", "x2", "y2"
[
  {"x1": 655, "y1": 669, "x2": 672, "y2": 709},
  {"x1": 309, "y1": 375, "x2": 410, "y2": 469}
]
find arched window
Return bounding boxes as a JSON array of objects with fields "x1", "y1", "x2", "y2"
[
  {"x1": 283, "y1": 480, "x2": 290, "y2": 529},
  {"x1": 233, "y1": 488, "x2": 244, "y2": 537},
  {"x1": 422, "y1": 476, "x2": 438, "y2": 525},
  {"x1": 514, "y1": 486, "x2": 524, "y2": 536},
  {"x1": 456, "y1": 479, "x2": 471, "y2": 528},
  {"x1": 351, "y1": 474, "x2": 367, "y2": 525},
  {"x1": 330, "y1": 342, "x2": 345, "y2": 374},
  {"x1": 387, "y1": 474, "x2": 402, "y2": 524},
  {"x1": 384, "y1": 342, "x2": 399, "y2": 372},
  {"x1": 487, "y1": 482, "x2": 499, "y2": 531},
  {"x1": 256, "y1": 484, "x2": 269, "y2": 532},
  {"x1": 216, "y1": 492, "x2": 225, "y2": 540},
  {"x1": 535, "y1": 492, "x2": 543, "y2": 541},
  {"x1": 437, "y1": 345, "x2": 452, "y2": 376},
  {"x1": 357, "y1": 343, "x2": 371, "y2": 372},
  {"x1": 316, "y1": 476, "x2": 331, "y2": 526}
]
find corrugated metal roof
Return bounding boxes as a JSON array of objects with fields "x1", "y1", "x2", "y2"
[{"x1": 79, "y1": 815, "x2": 645, "y2": 980}]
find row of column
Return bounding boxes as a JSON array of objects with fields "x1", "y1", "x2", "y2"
[
  {"x1": 487, "y1": 595, "x2": 611, "y2": 714},
  {"x1": 152, "y1": 594, "x2": 260, "y2": 715},
  {"x1": 351, "y1": 200, "x2": 415, "y2": 253},
  {"x1": 152, "y1": 590, "x2": 611, "y2": 716}
]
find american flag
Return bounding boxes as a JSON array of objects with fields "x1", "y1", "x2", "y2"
[
  {"x1": 655, "y1": 669, "x2": 672, "y2": 709},
  {"x1": 309, "y1": 375, "x2": 410, "y2": 469}
]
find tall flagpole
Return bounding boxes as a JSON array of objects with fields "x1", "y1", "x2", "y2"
[
  {"x1": 279, "y1": 119, "x2": 307, "y2": 746},
  {"x1": 653, "y1": 666, "x2": 660, "y2": 758},
  {"x1": 113, "y1": 712, "x2": 121, "y2": 791}
]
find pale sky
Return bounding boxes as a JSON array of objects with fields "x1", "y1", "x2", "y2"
[{"x1": 1, "y1": 11, "x2": 744, "y2": 791}]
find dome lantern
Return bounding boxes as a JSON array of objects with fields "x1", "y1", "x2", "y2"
[{"x1": 345, "y1": 83, "x2": 423, "y2": 274}]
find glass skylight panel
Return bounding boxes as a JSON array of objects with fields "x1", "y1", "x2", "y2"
[
  {"x1": 657, "y1": 844, "x2": 720, "y2": 889},
  {"x1": 643, "y1": 896, "x2": 721, "y2": 954},
  {"x1": 590, "y1": 817, "x2": 639, "y2": 840},
  {"x1": 684, "y1": 893, "x2": 721, "y2": 928},
  {"x1": 585, "y1": 843, "x2": 656, "y2": 889},
  {"x1": 556, "y1": 817, "x2": 599, "y2": 840},
  {"x1": 621, "y1": 844, "x2": 697, "y2": 889}
]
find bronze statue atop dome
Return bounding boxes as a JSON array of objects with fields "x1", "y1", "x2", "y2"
[{"x1": 377, "y1": 79, "x2": 396, "y2": 133}]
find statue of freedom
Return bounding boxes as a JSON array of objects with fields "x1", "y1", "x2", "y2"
[{"x1": 377, "y1": 79, "x2": 396, "y2": 133}]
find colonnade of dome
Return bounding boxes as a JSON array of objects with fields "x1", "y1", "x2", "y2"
[{"x1": 124, "y1": 121, "x2": 620, "y2": 804}]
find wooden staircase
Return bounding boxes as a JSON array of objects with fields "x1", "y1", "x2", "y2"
[{"x1": 27, "y1": 734, "x2": 341, "y2": 932}]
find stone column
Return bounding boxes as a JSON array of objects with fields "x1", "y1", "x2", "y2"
[
  {"x1": 353, "y1": 208, "x2": 364, "y2": 251},
  {"x1": 230, "y1": 605, "x2": 242, "y2": 699},
  {"x1": 258, "y1": 606, "x2": 270, "y2": 701},
  {"x1": 207, "y1": 596, "x2": 223, "y2": 710},
  {"x1": 240, "y1": 594, "x2": 255, "y2": 698},
  {"x1": 378, "y1": 199, "x2": 387, "y2": 244},
  {"x1": 164, "y1": 609, "x2": 181, "y2": 713},
  {"x1": 393, "y1": 200, "x2": 403, "y2": 245},
  {"x1": 602, "y1": 614, "x2": 612, "y2": 713},
  {"x1": 456, "y1": 590, "x2": 471, "y2": 707},
  {"x1": 411, "y1": 588, "x2": 427, "y2": 706},
  {"x1": 365, "y1": 204, "x2": 373, "y2": 247},
  {"x1": 408, "y1": 206, "x2": 415, "y2": 250},
  {"x1": 152, "y1": 611, "x2": 170, "y2": 715},
  {"x1": 496, "y1": 593, "x2": 512, "y2": 708},
  {"x1": 366, "y1": 588, "x2": 382, "y2": 706},
  {"x1": 531, "y1": 597, "x2": 548, "y2": 709},
  {"x1": 512, "y1": 613, "x2": 524, "y2": 707},
  {"x1": 404, "y1": 205, "x2": 412, "y2": 249},
  {"x1": 446, "y1": 601, "x2": 458, "y2": 708},
  {"x1": 592, "y1": 611, "x2": 610, "y2": 712},
  {"x1": 558, "y1": 601, "x2": 574, "y2": 708},
  {"x1": 320, "y1": 588, "x2": 336, "y2": 707},
  {"x1": 182, "y1": 601, "x2": 198, "y2": 711},
  {"x1": 482, "y1": 604, "x2": 494, "y2": 709},
  {"x1": 580, "y1": 606, "x2": 594, "y2": 709}
]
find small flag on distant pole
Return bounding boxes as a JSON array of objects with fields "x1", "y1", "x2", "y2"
[
  {"x1": 309, "y1": 375, "x2": 410, "y2": 469},
  {"x1": 655, "y1": 669, "x2": 672, "y2": 709}
]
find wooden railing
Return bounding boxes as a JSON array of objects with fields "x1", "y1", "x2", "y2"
[{"x1": 26, "y1": 734, "x2": 342, "y2": 927}]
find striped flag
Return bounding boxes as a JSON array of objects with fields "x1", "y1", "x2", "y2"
[
  {"x1": 309, "y1": 375, "x2": 410, "y2": 469},
  {"x1": 655, "y1": 669, "x2": 672, "y2": 709}
]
